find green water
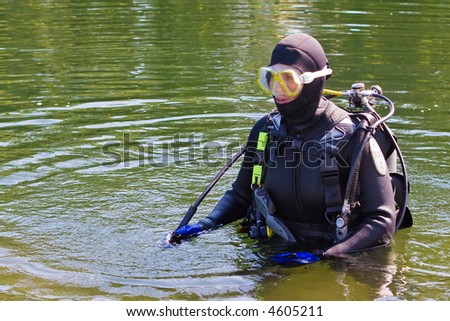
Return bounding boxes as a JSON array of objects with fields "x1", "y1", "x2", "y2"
[{"x1": 0, "y1": 1, "x2": 448, "y2": 300}]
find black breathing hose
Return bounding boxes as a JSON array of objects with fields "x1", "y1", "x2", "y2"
[{"x1": 339, "y1": 91, "x2": 409, "y2": 232}]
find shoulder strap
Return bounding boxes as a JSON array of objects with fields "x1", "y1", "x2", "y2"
[{"x1": 321, "y1": 117, "x2": 357, "y2": 221}]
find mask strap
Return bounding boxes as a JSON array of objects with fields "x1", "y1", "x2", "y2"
[{"x1": 301, "y1": 66, "x2": 333, "y2": 84}]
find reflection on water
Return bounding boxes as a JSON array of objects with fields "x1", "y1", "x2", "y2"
[
  {"x1": 258, "y1": 247, "x2": 405, "y2": 301},
  {"x1": 1, "y1": 1, "x2": 449, "y2": 300}
]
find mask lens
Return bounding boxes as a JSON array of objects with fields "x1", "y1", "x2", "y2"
[
  {"x1": 258, "y1": 67, "x2": 275, "y2": 94},
  {"x1": 278, "y1": 70, "x2": 301, "y2": 96},
  {"x1": 257, "y1": 67, "x2": 302, "y2": 97}
]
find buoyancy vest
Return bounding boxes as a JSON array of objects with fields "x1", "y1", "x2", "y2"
[{"x1": 248, "y1": 109, "x2": 412, "y2": 242}]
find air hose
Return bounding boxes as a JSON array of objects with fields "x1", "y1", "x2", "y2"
[{"x1": 324, "y1": 86, "x2": 409, "y2": 238}]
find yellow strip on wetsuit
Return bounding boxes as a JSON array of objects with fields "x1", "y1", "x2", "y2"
[{"x1": 252, "y1": 132, "x2": 268, "y2": 185}]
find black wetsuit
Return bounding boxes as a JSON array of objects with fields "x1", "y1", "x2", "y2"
[
  {"x1": 201, "y1": 98, "x2": 397, "y2": 257},
  {"x1": 196, "y1": 33, "x2": 398, "y2": 257}
]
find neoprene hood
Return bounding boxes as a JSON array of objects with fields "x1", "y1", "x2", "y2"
[{"x1": 269, "y1": 33, "x2": 330, "y2": 129}]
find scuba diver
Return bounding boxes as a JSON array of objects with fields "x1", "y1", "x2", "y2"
[{"x1": 167, "y1": 33, "x2": 412, "y2": 260}]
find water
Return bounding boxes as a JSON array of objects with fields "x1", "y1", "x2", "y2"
[{"x1": 1, "y1": 1, "x2": 449, "y2": 301}]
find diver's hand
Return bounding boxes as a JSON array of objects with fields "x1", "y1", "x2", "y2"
[
  {"x1": 166, "y1": 224, "x2": 204, "y2": 245},
  {"x1": 165, "y1": 219, "x2": 216, "y2": 246},
  {"x1": 176, "y1": 224, "x2": 203, "y2": 238}
]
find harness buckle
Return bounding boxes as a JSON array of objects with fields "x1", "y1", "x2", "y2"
[{"x1": 321, "y1": 168, "x2": 340, "y2": 185}]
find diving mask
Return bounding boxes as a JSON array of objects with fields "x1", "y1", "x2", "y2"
[{"x1": 258, "y1": 65, "x2": 332, "y2": 97}]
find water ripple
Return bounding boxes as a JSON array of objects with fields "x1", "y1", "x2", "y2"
[
  {"x1": 80, "y1": 112, "x2": 263, "y2": 129},
  {"x1": 0, "y1": 119, "x2": 62, "y2": 128}
]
